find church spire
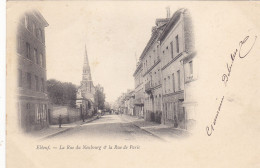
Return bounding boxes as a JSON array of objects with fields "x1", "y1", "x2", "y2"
[
  {"x1": 84, "y1": 44, "x2": 89, "y2": 66},
  {"x1": 82, "y1": 45, "x2": 92, "y2": 81}
]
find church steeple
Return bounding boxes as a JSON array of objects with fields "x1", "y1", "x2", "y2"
[{"x1": 82, "y1": 45, "x2": 92, "y2": 81}]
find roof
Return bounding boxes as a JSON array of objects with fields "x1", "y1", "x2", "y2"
[
  {"x1": 159, "y1": 8, "x2": 186, "y2": 42},
  {"x1": 139, "y1": 18, "x2": 169, "y2": 61},
  {"x1": 32, "y1": 10, "x2": 49, "y2": 27},
  {"x1": 133, "y1": 61, "x2": 143, "y2": 77}
]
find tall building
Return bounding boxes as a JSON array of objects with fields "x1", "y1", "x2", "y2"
[
  {"x1": 142, "y1": 18, "x2": 169, "y2": 123},
  {"x1": 159, "y1": 9, "x2": 194, "y2": 128},
  {"x1": 76, "y1": 46, "x2": 95, "y2": 119},
  {"x1": 16, "y1": 10, "x2": 49, "y2": 132},
  {"x1": 133, "y1": 61, "x2": 144, "y2": 118},
  {"x1": 133, "y1": 8, "x2": 196, "y2": 130}
]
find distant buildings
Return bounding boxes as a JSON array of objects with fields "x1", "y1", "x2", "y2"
[
  {"x1": 76, "y1": 46, "x2": 95, "y2": 119},
  {"x1": 131, "y1": 8, "x2": 197, "y2": 130},
  {"x1": 133, "y1": 61, "x2": 144, "y2": 118},
  {"x1": 124, "y1": 90, "x2": 135, "y2": 116},
  {"x1": 115, "y1": 90, "x2": 134, "y2": 116},
  {"x1": 16, "y1": 10, "x2": 49, "y2": 132}
]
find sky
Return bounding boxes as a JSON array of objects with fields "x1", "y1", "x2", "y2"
[{"x1": 36, "y1": 2, "x2": 185, "y2": 103}]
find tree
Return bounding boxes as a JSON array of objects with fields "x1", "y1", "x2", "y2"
[
  {"x1": 94, "y1": 84, "x2": 106, "y2": 110},
  {"x1": 47, "y1": 79, "x2": 77, "y2": 108}
]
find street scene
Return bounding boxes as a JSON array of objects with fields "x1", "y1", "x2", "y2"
[
  {"x1": 16, "y1": 5, "x2": 197, "y2": 141},
  {"x1": 31, "y1": 113, "x2": 189, "y2": 142}
]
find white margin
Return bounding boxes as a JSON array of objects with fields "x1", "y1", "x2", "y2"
[{"x1": 0, "y1": 0, "x2": 6, "y2": 167}]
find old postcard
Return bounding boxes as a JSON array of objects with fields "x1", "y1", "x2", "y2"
[{"x1": 5, "y1": 1, "x2": 260, "y2": 168}]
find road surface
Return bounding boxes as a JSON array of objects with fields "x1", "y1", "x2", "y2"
[{"x1": 49, "y1": 114, "x2": 163, "y2": 142}]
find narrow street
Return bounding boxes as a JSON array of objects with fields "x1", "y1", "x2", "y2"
[{"x1": 49, "y1": 114, "x2": 165, "y2": 142}]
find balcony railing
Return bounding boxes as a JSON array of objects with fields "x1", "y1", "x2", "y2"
[
  {"x1": 145, "y1": 81, "x2": 152, "y2": 93},
  {"x1": 134, "y1": 98, "x2": 144, "y2": 105}
]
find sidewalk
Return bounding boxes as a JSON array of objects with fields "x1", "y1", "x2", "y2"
[
  {"x1": 29, "y1": 116, "x2": 98, "y2": 140},
  {"x1": 121, "y1": 114, "x2": 191, "y2": 141}
]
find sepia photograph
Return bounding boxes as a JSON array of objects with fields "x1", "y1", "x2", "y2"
[
  {"x1": 15, "y1": 4, "x2": 196, "y2": 142},
  {"x1": 5, "y1": 1, "x2": 260, "y2": 168}
]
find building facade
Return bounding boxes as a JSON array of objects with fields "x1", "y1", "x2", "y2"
[
  {"x1": 124, "y1": 90, "x2": 135, "y2": 116},
  {"x1": 138, "y1": 16, "x2": 169, "y2": 123},
  {"x1": 16, "y1": 11, "x2": 49, "y2": 132},
  {"x1": 76, "y1": 46, "x2": 95, "y2": 119},
  {"x1": 182, "y1": 51, "x2": 197, "y2": 130},
  {"x1": 133, "y1": 61, "x2": 144, "y2": 118},
  {"x1": 181, "y1": 10, "x2": 197, "y2": 130},
  {"x1": 159, "y1": 9, "x2": 195, "y2": 128},
  {"x1": 133, "y1": 8, "x2": 196, "y2": 130}
]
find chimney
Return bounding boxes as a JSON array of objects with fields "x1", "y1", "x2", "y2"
[{"x1": 166, "y1": 7, "x2": 170, "y2": 18}]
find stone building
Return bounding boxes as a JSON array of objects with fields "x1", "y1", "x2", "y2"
[
  {"x1": 182, "y1": 51, "x2": 197, "y2": 130},
  {"x1": 159, "y1": 9, "x2": 194, "y2": 128},
  {"x1": 181, "y1": 11, "x2": 197, "y2": 130},
  {"x1": 133, "y1": 8, "x2": 196, "y2": 130},
  {"x1": 16, "y1": 10, "x2": 49, "y2": 132},
  {"x1": 76, "y1": 46, "x2": 95, "y2": 119},
  {"x1": 136, "y1": 15, "x2": 169, "y2": 123},
  {"x1": 124, "y1": 90, "x2": 135, "y2": 116},
  {"x1": 133, "y1": 61, "x2": 144, "y2": 118}
]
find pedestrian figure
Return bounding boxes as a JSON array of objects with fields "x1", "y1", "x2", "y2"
[
  {"x1": 82, "y1": 113, "x2": 85, "y2": 122},
  {"x1": 58, "y1": 115, "x2": 62, "y2": 128},
  {"x1": 174, "y1": 115, "x2": 178, "y2": 128},
  {"x1": 98, "y1": 110, "x2": 101, "y2": 118}
]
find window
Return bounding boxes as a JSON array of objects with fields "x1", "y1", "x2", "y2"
[
  {"x1": 35, "y1": 75, "x2": 39, "y2": 91},
  {"x1": 26, "y1": 103, "x2": 30, "y2": 109},
  {"x1": 32, "y1": 23, "x2": 36, "y2": 36},
  {"x1": 39, "y1": 54, "x2": 43, "y2": 67},
  {"x1": 26, "y1": 42, "x2": 30, "y2": 59},
  {"x1": 35, "y1": 104, "x2": 39, "y2": 123},
  {"x1": 18, "y1": 69, "x2": 22, "y2": 87},
  {"x1": 165, "y1": 103, "x2": 167, "y2": 119},
  {"x1": 38, "y1": 29, "x2": 42, "y2": 41},
  {"x1": 41, "y1": 78, "x2": 44, "y2": 92},
  {"x1": 34, "y1": 48, "x2": 38, "y2": 64},
  {"x1": 173, "y1": 103, "x2": 176, "y2": 118},
  {"x1": 164, "y1": 78, "x2": 166, "y2": 93},
  {"x1": 172, "y1": 73, "x2": 175, "y2": 92},
  {"x1": 177, "y1": 70, "x2": 181, "y2": 90},
  {"x1": 17, "y1": 36, "x2": 22, "y2": 51},
  {"x1": 27, "y1": 73, "x2": 31, "y2": 89},
  {"x1": 175, "y1": 35, "x2": 179, "y2": 53},
  {"x1": 158, "y1": 69, "x2": 160, "y2": 84},
  {"x1": 24, "y1": 15, "x2": 29, "y2": 29},
  {"x1": 189, "y1": 61, "x2": 193, "y2": 76},
  {"x1": 168, "y1": 76, "x2": 171, "y2": 91},
  {"x1": 170, "y1": 41, "x2": 174, "y2": 58}
]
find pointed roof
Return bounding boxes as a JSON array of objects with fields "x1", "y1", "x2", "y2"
[
  {"x1": 84, "y1": 44, "x2": 90, "y2": 67},
  {"x1": 82, "y1": 45, "x2": 92, "y2": 81}
]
